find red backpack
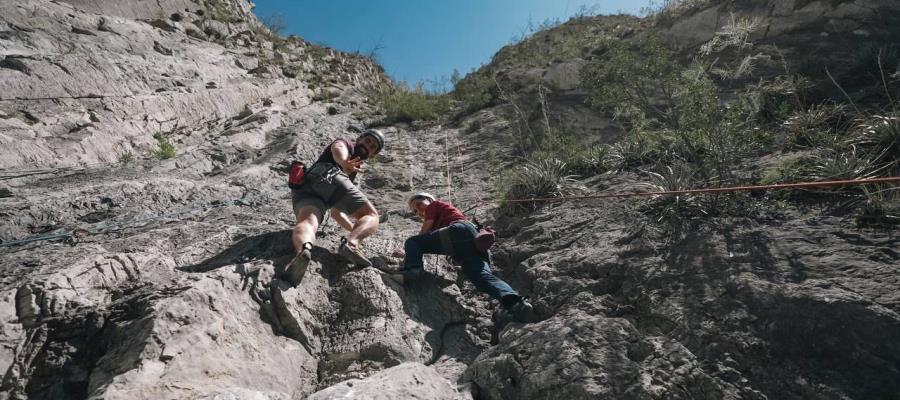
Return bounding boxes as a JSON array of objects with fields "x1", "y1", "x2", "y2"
[
  {"x1": 474, "y1": 226, "x2": 497, "y2": 253},
  {"x1": 288, "y1": 161, "x2": 306, "y2": 189},
  {"x1": 472, "y1": 217, "x2": 497, "y2": 253}
]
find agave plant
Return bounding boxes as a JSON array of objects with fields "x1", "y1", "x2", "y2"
[
  {"x1": 639, "y1": 163, "x2": 706, "y2": 223},
  {"x1": 781, "y1": 104, "x2": 853, "y2": 149},
  {"x1": 807, "y1": 147, "x2": 876, "y2": 182},
  {"x1": 608, "y1": 134, "x2": 659, "y2": 171},
  {"x1": 503, "y1": 158, "x2": 581, "y2": 206},
  {"x1": 855, "y1": 114, "x2": 900, "y2": 173},
  {"x1": 853, "y1": 184, "x2": 900, "y2": 228},
  {"x1": 571, "y1": 145, "x2": 613, "y2": 175}
]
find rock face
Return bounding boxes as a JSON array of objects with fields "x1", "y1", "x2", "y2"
[
  {"x1": 0, "y1": 0, "x2": 478, "y2": 399},
  {"x1": 462, "y1": 201, "x2": 900, "y2": 399},
  {"x1": 0, "y1": 0, "x2": 387, "y2": 171},
  {"x1": 2, "y1": 0, "x2": 900, "y2": 399},
  {"x1": 661, "y1": 0, "x2": 900, "y2": 51},
  {"x1": 456, "y1": 0, "x2": 900, "y2": 148},
  {"x1": 307, "y1": 362, "x2": 465, "y2": 400}
]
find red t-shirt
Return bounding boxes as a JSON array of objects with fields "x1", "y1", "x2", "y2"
[{"x1": 424, "y1": 200, "x2": 467, "y2": 231}]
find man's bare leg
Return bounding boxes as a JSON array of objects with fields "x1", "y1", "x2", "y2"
[
  {"x1": 286, "y1": 206, "x2": 321, "y2": 285},
  {"x1": 335, "y1": 203, "x2": 379, "y2": 267},
  {"x1": 330, "y1": 208, "x2": 354, "y2": 232},
  {"x1": 346, "y1": 202, "x2": 379, "y2": 247},
  {"x1": 292, "y1": 206, "x2": 321, "y2": 252}
]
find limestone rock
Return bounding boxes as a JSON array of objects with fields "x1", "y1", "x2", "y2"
[
  {"x1": 542, "y1": 60, "x2": 586, "y2": 91},
  {"x1": 466, "y1": 307, "x2": 762, "y2": 399},
  {"x1": 2, "y1": 1, "x2": 899, "y2": 399},
  {"x1": 308, "y1": 362, "x2": 466, "y2": 400}
]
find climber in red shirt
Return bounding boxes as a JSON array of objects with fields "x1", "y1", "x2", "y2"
[{"x1": 393, "y1": 192, "x2": 533, "y2": 324}]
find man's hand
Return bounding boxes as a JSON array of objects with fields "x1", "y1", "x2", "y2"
[
  {"x1": 419, "y1": 219, "x2": 435, "y2": 235},
  {"x1": 340, "y1": 156, "x2": 364, "y2": 174},
  {"x1": 332, "y1": 141, "x2": 364, "y2": 174}
]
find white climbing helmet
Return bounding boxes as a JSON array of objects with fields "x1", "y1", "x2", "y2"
[
  {"x1": 362, "y1": 129, "x2": 385, "y2": 153},
  {"x1": 408, "y1": 192, "x2": 435, "y2": 210}
]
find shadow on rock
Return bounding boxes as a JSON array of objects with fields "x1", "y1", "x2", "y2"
[
  {"x1": 378, "y1": 266, "x2": 488, "y2": 370},
  {"x1": 178, "y1": 229, "x2": 295, "y2": 273}
]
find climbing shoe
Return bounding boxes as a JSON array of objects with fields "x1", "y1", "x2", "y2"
[
  {"x1": 283, "y1": 243, "x2": 312, "y2": 286},
  {"x1": 509, "y1": 299, "x2": 534, "y2": 323},
  {"x1": 338, "y1": 237, "x2": 372, "y2": 267}
]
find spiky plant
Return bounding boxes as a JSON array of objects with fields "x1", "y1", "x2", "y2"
[
  {"x1": 855, "y1": 114, "x2": 900, "y2": 174},
  {"x1": 640, "y1": 163, "x2": 706, "y2": 224},
  {"x1": 500, "y1": 158, "x2": 581, "y2": 210},
  {"x1": 807, "y1": 147, "x2": 875, "y2": 182},
  {"x1": 572, "y1": 145, "x2": 613, "y2": 176},
  {"x1": 854, "y1": 184, "x2": 900, "y2": 229},
  {"x1": 608, "y1": 133, "x2": 661, "y2": 172},
  {"x1": 154, "y1": 134, "x2": 176, "y2": 160}
]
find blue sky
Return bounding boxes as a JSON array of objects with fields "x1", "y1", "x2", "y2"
[{"x1": 252, "y1": 1, "x2": 654, "y2": 91}]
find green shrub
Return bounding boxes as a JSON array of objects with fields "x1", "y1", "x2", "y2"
[
  {"x1": 758, "y1": 150, "x2": 878, "y2": 199},
  {"x1": 607, "y1": 131, "x2": 669, "y2": 171},
  {"x1": 451, "y1": 72, "x2": 495, "y2": 114},
  {"x1": 528, "y1": 129, "x2": 613, "y2": 176},
  {"x1": 580, "y1": 35, "x2": 757, "y2": 183},
  {"x1": 643, "y1": 0, "x2": 712, "y2": 24},
  {"x1": 855, "y1": 114, "x2": 900, "y2": 174},
  {"x1": 807, "y1": 148, "x2": 875, "y2": 181},
  {"x1": 464, "y1": 119, "x2": 482, "y2": 134},
  {"x1": 640, "y1": 163, "x2": 706, "y2": 224},
  {"x1": 567, "y1": 144, "x2": 613, "y2": 176},
  {"x1": 370, "y1": 83, "x2": 450, "y2": 122},
  {"x1": 499, "y1": 158, "x2": 581, "y2": 211},
  {"x1": 780, "y1": 104, "x2": 853, "y2": 150},
  {"x1": 154, "y1": 134, "x2": 176, "y2": 160},
  {"x1": 830, "y1": 44, "x2": 900, "y2": 93},
  {"x1": 118, "y1": 151, "x2": 136, "y2": 165},
  {"x1": 259, "y1": 12, "x2": 287, "y2": 36},
  {"x1": 205, "y1": 0, "x2": 238, "y2": 23},
  {"x1": 855, "y1": 184, "x2": 900, "y2": 229},
  {"x1": 581, "y1": 35, "x2": 681, "y2": 129},
  {"x1": 760, "y1": 157, "x2": 812, "y2": 185}
]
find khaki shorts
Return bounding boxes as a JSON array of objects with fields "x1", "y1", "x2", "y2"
[{"x1": 292, "y1": 171, "x2": 369, "y2": 220}]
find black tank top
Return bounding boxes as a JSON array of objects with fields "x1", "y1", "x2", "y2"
[
  {"x1": 313, "y1": 139, "x2": 357, "y2": 182},
  {"x1": 315, "y1": 139, "x2": 353, "y2": 166}
]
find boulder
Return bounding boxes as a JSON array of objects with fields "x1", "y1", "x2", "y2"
[{"x1": 308, "y1": 363, "x2": 465, "y2": 400}]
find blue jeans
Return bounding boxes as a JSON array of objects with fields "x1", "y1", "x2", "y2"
[{"x1": 402, "y1": 221, "x2": 519, "y2": 302}]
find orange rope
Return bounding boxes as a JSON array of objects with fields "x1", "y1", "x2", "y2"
[
  {"x1": 499, "y1": 176, "x2": 900, "y2": 204},
  {"x1": 444, "y1": 128, "x2": 452, "y2": 203}
]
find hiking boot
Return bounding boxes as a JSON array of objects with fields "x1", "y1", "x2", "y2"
[
  {"x1": 338, "y1": 237, "x2": 372, "y2": 267},
  {"x1": 283, "y1": 243, "x2": 312, "y2": 286},
  {"x1": 510, "y1": 299, "x2": 534, "y2": 323}
]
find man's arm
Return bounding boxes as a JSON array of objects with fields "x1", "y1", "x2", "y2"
[
  {"x1": 331, "y1": 141, "x2": 363, "y2": 175},
  {"x1": 330, "y1": 209, "x2": 354, "y2": 232},
  {"x1": 419, "y1": 219, "x2": 435, "y2": 235}
]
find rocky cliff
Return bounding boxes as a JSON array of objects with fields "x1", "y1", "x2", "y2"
[{"x1": 1, "y1": 0, "x2": 900, "y2": 399}]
